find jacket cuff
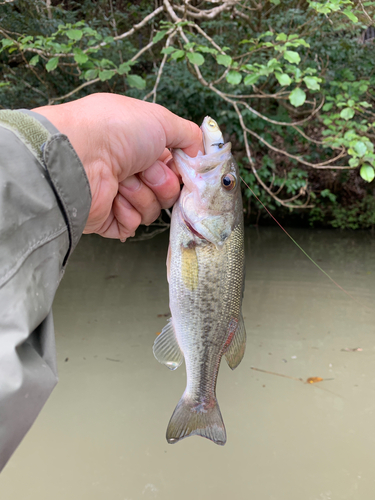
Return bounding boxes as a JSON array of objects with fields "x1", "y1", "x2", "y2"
[{"x1": 20, "y1": 109, "x2": 92, "y2": 260}]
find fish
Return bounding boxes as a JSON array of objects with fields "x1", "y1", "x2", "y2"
[{"x1": 153, "y1": 116, "x2": 246, "y2": 445}]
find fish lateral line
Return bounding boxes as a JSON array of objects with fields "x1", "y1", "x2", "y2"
[{"x1": 240, "y1": 176, "x2": 359, "y2": 305}]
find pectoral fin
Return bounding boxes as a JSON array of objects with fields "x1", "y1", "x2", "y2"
[
  {"x1": 153, "y1": 318, "x2": 184, "y2": 370},
  {"x1": 224, "y1": 314, "x2": 246, "y2": 370}
]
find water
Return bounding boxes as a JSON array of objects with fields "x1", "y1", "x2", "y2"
[{"x1": 1, "y1": 228, "x2": 375, "y2": 500}]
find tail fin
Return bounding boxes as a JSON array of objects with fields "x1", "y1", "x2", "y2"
[{"x1": 166, "y1": 394, "x2": 226, "y2": 446}]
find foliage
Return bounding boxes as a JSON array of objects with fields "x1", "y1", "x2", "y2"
[{"x1": 0, "y1": 0, "x2": 374, "y2": 228}]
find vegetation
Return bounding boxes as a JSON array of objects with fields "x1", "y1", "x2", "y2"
[{"x1": 1, "y1": 0, "x2": 374, "y2": 228}]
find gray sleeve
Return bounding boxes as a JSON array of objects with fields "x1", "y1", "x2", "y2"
[{"x1": 0, "y1": 109, "x2": 91, "y2": 471}]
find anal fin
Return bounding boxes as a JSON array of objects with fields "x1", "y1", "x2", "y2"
[
  {"x1": 224, "y1": 313, "x2": 246, "y2": 370},
  {"x1": 153, "y1": 318, "x2": 183, "y2": 370}
]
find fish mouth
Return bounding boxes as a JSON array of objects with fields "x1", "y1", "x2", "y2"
[
  {"x1": 183, "y1": 218, "x2": 206, "y2": 241},
  {"x1": 172, "y1": 143, "x2": 232, "y2": 175}
]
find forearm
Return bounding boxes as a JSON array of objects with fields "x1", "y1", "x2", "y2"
[{"x1": 0, "y1": 109, "x2": 91, "y2": 471}]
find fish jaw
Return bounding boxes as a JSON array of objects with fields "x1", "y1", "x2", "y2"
[
  {"x1": 172, "y1": 144, "x2": 240, "y2": 248},
  {"x1": 201, "y1": 116, "x2": 224, "y2": 154}
]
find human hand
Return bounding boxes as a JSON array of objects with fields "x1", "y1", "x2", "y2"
[{"x1": 33, "y1": 93, "x2": 203, "y2": 240}]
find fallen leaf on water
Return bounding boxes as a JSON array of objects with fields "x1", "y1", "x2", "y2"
[
  {"x1": 251, "y1": 367, "x2": 334, "y2": 386},
  {"x1": 306, "y1": 377, "x2": 323, "y2": 384},
  {"x1": 156, "y1": 332, "x2": 161, "y2": 336},
  {"x1": 341, "y1": 347, "x2": 363, "y2": 352}
]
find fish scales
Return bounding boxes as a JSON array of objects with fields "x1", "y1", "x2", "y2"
[{"x1": 153, "y1": 116, "x2": 246, "y2": 445}]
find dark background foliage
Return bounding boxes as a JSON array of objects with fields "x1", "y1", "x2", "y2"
[{"x1": 1, "y1": 0, "x2": 374, "y2": 228}]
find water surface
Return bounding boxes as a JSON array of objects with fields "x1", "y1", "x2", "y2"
[{"x1": 1, "y1": 228, "x2": 375, "y2": 500}]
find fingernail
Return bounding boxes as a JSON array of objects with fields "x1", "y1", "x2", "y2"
[
  {"x1": 122, "y1": 175, "x2": 141, "y2": 191},
  {"x1": 142, "y1": 163, "x2": 166, "y2": 186}
]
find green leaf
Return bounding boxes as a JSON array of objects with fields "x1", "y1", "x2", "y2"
[
  {"x1": 276, "y1": 73, "x2": 292, "y2": 86},
  {"x1": 196, "y1": 45, "x2": 217, "y2": 54},
  {"x1": 171, "y1": 49, "x2": 185, "y2": 60},
  {"x1": 84, "y1": 69, "x2": 98, "y2": 80},
  {"x1": 29, "y1": 55, "x2": 39, "y2": 66},
  {"x1": 73, "y1": 50, "x2": 88, "y2": 64},
  {"x1": 216, "y1": 54, "x2": 232, "y2": 67},
  {"x1": 127, "y1": 74, "x2": 146, "y2": 89},
  {"x1": 323, "y1": 102, "x2": 334, "y2": 111},
  {"x1": 99, "y1": 69, "x2": 115, "y2": 81},
  {"x1": 184, "y1": 42, "x2": 195, "y2": 50},
  {"x1": 226, "y1": 71, "x2": 242, "y2": 85},
  {"x1": 303, "y1": 76, "x2": 320, "y2": 90},
  {"x1": 349, "y1": 157, "x2": 360, "y2": 167},
  {"x1": 244, "y1": 73, "x2": 259, "y2": 85},
  {"x1": 289, "y1": 87, "x2": 306, "y2": 107},
  {"x1": 354, "y1": 141, "x2": 367, "y2": 157},
  {"x1": 66, "y1": 29, "x2": 83, "y2": 41},
  {"x1": 270, "y1": 0, "x2": 281, "y2": 4},
  {"x1": 161, "y1": 46, "x2": 175, "y2": 55},
  {"x1": 365, "y1": 141, "x2": 374, "y2": 153},
  {"x1": 276, "y1": 33, "x2": 287, "y2": 41},
  {"x1": 46, "y1": 57, "x2": 59, "y2": 72},
  {"x1": 360, "y1": 165, "x2": 375, "y2": 183},
  {"x1": 267, "y1": 58, "x2": 280, "y2": 68},
  {"x1": 186, "y1": 52, "x2": 205, "y2": 66},
  {"x1": 283, "y1": 50, "x2": 301, "y2": 64},
  {"x1": 340, "y1": 107, "x2": 355, "y2": 120},
  {"x1": 118, "y1": 62, "x2": 131, "y2": 75},
  {"x1": 343, "y1": 9, "x2": 358, "y2": 23},
  {"x1": 100, "y1": 58, "x2": 116, "y2": 68},
  {"x1": 2, "y1": 39, "x2": 14, "y2": 48},
  {"x1": 152, "y1": 30, "x2": 168, "y2": 43}
]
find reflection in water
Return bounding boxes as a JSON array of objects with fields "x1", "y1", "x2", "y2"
[{"x1": 1, "y1": 227, "x2": 375, "y2": 500}]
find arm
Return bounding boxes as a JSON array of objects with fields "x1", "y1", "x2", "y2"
[
  {"x1": 0, "y1": 94, "x2": 203, "y2": 471},
  {"x1": 0, "y1": 109, "x2": 90, "y2": 471}
]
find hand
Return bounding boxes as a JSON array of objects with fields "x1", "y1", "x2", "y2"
[{"x1": 33, "y1": 93, "x2": 203, "y2": 240}]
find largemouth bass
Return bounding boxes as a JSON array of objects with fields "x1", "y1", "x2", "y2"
[{"x1": 153, "y1": 117, "x2": 245, "y2": 445}]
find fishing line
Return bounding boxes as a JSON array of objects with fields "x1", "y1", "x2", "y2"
[{"x1": 240, "y1": 176, "x2": 359, "y2": 304}]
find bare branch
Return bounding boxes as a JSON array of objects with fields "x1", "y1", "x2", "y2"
[
  {"x1": 173, "y1": 1, "x2": 238, "y2": 19},
  {"x1": 83, "y1": 5, "x2": 164, "y2": 54},
  {"x1": 191, "y1": 22, "x2": 227, "y2": 54},
  {"x1": 237, "y1": 98, "x2": 325, "y2": 127},
  {"x1": 143, "y1": 31, "x2": 176, "y2": 102},
  {"x1": 48, "y1": 78, "x2": 100, "y2": 104},
  {"x1": 164, "y1": 0, "x2": 181, "y2": 22}
]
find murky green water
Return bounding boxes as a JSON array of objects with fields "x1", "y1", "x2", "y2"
[{"x1": 1, "y1": 228, "x2": 375, "y2": 500}]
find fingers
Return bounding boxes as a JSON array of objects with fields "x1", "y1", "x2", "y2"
[
  {"x1": 152, "y1": 104, "x2": 204, "y2": 158},
  {"x1": 118, "y1": 160, "x2": 180, "y2": 226},
  {"x1": 140, "y1": 160, "x2": 180, "y2": 208},
  {"x1": 113, "y1": 194, "x2": 141, "y2": 239},
  {"x1": 94, "y1": 194, "x2": 141, "y2": 241},
  {"x1": 119, "y1": 174, "x2": 160, "y2": 226}
]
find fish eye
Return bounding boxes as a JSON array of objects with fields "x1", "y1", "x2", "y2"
[
  {"x1": 221, "y1": 173, "x2": 236, "y2": 190},
  {"x1": 208, "y1": 119, "x2": 217, "y2": 129}
]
